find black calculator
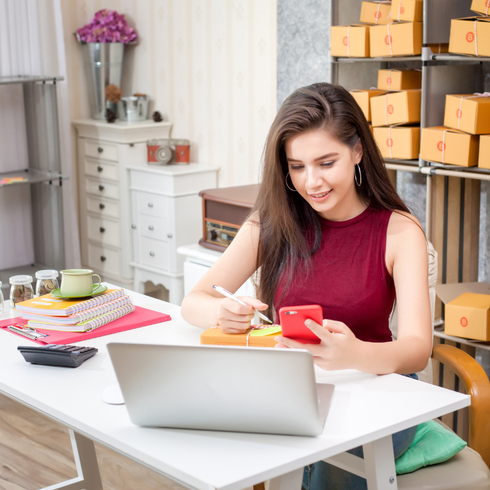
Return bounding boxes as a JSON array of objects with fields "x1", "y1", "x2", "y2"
[{"x1": 18, "y1": 344, "x2": 98, "y2": 368}]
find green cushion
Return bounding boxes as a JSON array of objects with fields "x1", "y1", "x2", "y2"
[{"x1": 395, "y1": 420, "x2": 467, "y2": 475}]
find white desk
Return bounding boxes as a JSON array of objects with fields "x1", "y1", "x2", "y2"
[{"x1": 0, "y1": 287, "x2": 470, "y2": 490}]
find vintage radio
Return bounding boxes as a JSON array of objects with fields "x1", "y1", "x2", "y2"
[{"x1": 199, "y1": 184, "x2": 260, "y2": 252}]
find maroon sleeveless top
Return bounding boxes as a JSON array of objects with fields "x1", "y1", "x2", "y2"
[{"x1": 275, "y1": 206, "x2": 395, "y2": 343}]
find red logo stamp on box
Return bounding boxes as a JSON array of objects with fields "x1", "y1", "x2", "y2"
[
  {"x1": 437, "y1": 141, "x2": 446, "y2": 151},
  {"x1": 387, "y1": 138, "x2": 393, "y2": 147},
  {"x1": 400, "y1": 6, "x2": 405, "y2": 14},
  {"x1": 456, "y1": 108, "x2": 463, "y2": 118},
  {"x1": 387, "y1": 104, "x2": 394, "y2": 114},
  {"x1": 343, "y1": 36, "x2": 348, "y2": 46},
  {"x1": 466, "y1": 32, "x2": 475, "y2": 43},
  {"x1": 487, "y1": 0, "x2": 490, "y2": 7},
  {"x1": 387, "y1": 77, "x2": 392, "y2": 85},
  {"x1": 375, "y1": 11, "x2": 382, "y2": 19},
  {"x1": 460, "y1": 317, "x2": 468, "y2": 327},
  {"x1": 385, "y1": 35, "x2": 392, "y2": 45}
]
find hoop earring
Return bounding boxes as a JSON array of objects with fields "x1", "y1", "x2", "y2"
[
  {"x1": 354, "y1": 164, "x2": 362, "y2": 187},
  {"x1": 285, "y1": 172, "x2": 297, "y2": 192}
]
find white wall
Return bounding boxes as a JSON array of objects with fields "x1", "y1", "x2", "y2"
[{"x1": 62, "y1": 0, "x2": 277, "y2": 190}]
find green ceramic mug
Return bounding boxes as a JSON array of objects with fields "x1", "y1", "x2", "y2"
[{"x1": 60, "y1": 269, "x2": 102, "y2": 297}]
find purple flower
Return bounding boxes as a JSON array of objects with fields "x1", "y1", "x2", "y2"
[{"x1": 76, "y1": 9, "x2": 137, "y2": 44}]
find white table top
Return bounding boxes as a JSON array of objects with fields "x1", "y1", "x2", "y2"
[{"x1": 0, "y1": 286, "x2": 470, "y2": 490}]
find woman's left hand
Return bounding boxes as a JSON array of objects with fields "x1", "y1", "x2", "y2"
[{"x1": 274, "y1": 319, "x2": 363, "y2": 371}]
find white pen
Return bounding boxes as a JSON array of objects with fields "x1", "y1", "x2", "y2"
[{"x1": 212, "y1": 285, "x2": 273, "y2": 324}]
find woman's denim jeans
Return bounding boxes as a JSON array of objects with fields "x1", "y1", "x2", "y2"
[{"x1": 302, "y1": 374, "x2": 418, "y2": 490}]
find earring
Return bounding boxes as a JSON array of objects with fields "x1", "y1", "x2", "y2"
[
  {"x1": 285, "y1": 172, "x2": 297, "y2": 192},
  {"x1": 354, "y1": 164, "x2": 362, "y2": 187}
]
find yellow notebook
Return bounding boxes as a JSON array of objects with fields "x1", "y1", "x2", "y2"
[{"x1": 15, "y1": 289, "x2": 126, "y2": 316}]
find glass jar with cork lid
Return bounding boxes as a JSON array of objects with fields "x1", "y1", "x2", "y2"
[
  {"x1": 9, "y1": 275, "x2": 34, "y2": 308},
  {"x1": 35, "y1": 270, "x2": 59, "y2": 297}
]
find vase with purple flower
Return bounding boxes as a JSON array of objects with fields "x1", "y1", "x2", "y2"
[{"x1": 76, "y1": 9, "x2": 137, "y2": 120}]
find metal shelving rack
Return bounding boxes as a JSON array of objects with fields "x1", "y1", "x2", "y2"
[
  {"x1": 330, "y1": 0, "x2": 489, "y2": 260},
  {"x1": 0, "y1": 76, "x2": 69, "y2": 297}
]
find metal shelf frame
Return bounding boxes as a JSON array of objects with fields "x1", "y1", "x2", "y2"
[
  {"x1": 0, "y1": 75, "x2": 67, "y2": 285},
  {"x1": 330, "y1": 0, "x2": 490, "y2": 432}
]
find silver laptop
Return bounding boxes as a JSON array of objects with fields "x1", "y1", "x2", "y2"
[{"x1": 107, "y1": 343, "x2": 334, "y2": 436}]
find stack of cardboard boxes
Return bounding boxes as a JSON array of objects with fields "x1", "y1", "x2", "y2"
[
  {"x1": 370, "y1": 69, "x2": 421, "y2": 160},
  {"x1": 419, "y1": 0, "x2": 490, "y2": 170},
  {"x1": 420, "y1": 94, "x2": 490, "y2": 168},
  {"x1": 447, "y1": 0, "x2": 490, "y2": 58},
  {"x1": 331, "y1": 0, "x2": 423, "y2": 59},
  {"x1": 332, "y1": 1, "x2": 424, "y2": 160}
]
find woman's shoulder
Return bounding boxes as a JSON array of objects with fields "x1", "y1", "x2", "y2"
[{"x1": 387, "y1": 210, "x2": 427, "y2": 253}]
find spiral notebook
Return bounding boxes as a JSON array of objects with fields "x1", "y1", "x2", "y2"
[
  {"x1": 0, "y1": 306, "x2": 171, "y2": 344},
  {"x1": 22, "y1": 294, "x2": 133, "y2": 325},
  {"x1": 15, "y1": 289, "x2": 126, "y2": 316}
]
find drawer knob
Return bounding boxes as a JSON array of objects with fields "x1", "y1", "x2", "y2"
[
  {"x1": 99, "y1": 203, "x2": 105, "y2": 210},
  {"x1": 97, "y1": 166, "x2": 103, "y2": 172},
  {"x1": 149, "y1": 251, "x2": 155, "y2": 257},
  {"x1": 100, "y1": 227, "x2": 105, "y2": 233},
  {"x1": 97, "y1": 147, "x2": 103, "y2": 153},
  {"x1": 148, "y1": 202, "x2": 154, "y2": 208},
  {"x1": 167, "y1": 233, "x2": 173, "y2": 238},
  {"x1": 132, "y1": 224, "x2": 137, "y2": 229},
  {"x1": 99, "y1": 185, "x2": 104, "y2": 191},
  {"x1": 148, "y1": 225, "x2": 154, "y2": 231},
  {"x1": 100, "y1": 256, "x2": 106, "y2": 262}
]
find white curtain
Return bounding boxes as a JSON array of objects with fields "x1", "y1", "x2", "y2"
[{"x1": 0, "y1": 0, "x2": 81, "y2": 270}]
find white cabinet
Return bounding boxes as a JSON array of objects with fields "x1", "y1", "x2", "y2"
[
  {"x1": 177, "y1": 244, "x2": 255, "y2": 298},
  {"x1": 73, "y1": 119, "x2": 172, "y2": 288},
  {"x1": 129, "y1": 165, "x2": 219, "y2": 305}
]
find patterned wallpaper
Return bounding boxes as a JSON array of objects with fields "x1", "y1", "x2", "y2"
[{"x1": 62, "y1": 0, "x2": 277, "y2": 188}]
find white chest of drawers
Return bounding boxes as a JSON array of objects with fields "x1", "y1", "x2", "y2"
[
  {"x1": 73, "y1": 119, "x2": 172, "y2": 288},
  {"x1": 129, "y1": 164, "x2": 218, "y2": 304}
]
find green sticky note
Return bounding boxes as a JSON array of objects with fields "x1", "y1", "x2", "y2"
[{"x1": 249, "y1": 326, "x2": 282, "y2": 337}]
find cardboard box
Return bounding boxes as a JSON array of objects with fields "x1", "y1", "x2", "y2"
[
  {"x1": 200, "y1": 325, "x2": 281, "y2": 348},
  {"x1": 370, "y1": 22, "x2": 422, "y2": 57},
  {"x1": 445, "y1": 292, "x2": 490, "y2": 341},
  {"x1": 471, "y1": 0, "x2": 490, "y2": 16},
  {"x1": 331, "y1": 25, "x2": 370, "y2": 57},
  {"x1": 360, "y1": 2, "x2": 392, "y2": 25},
  {"x1": 377, "y1": 69, "x2": 421, "y2": 91},
  {"x1": 373, "y1": 126, "x2": 420, "y2": 159},
  {"x1": 420, "y1": 126, "x2": 479, "y2": 167},
  {"x1": 444, "y1": 94, "x2": 490, "y2": 135},
  {"x1": 350, "y1": 89, "x2": 386, "y2": 121},
  {"x1": 370, "y1": 90, "x2": 421, "y2": 127},
  {"x1": 391, "y1": 0, "x2": 423, "y2": 22},
  {"x1": 449, "y1": 17, "x2": 490, "y2": 57},
  {"x1": 479, "y1": 134, "x2": 490, "y2": 169}
]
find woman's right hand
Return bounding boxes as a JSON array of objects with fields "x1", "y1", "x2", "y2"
[{"x1": 216, "y1": 296, "x2": 269, "y2": 334}]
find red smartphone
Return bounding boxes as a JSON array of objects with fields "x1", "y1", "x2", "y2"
[{"x1": 278, "y1": 305, "x2": 323, "y2": 344}]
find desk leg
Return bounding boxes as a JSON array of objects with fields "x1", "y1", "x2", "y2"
[
  {"x1": 40, "y1": 429, "x2": 103, "y2": 490},
  {"x1": 268, "y1": 468, "x2": 303, "y2": 490},
  {"x1": 325, "y1": 436, "x2": 398, "y2": 490},
  {"x1": 363, "y1": 436, "x2": 398, "y2": 490}
]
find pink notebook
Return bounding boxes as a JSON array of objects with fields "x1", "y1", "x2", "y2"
[{"x1": 0, "y1": 306, "x2": 171, "y2": 345}]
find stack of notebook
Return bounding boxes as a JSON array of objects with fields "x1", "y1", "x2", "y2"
[{"x1": 15, "y1": 289, "x2": 134, "y2": 332}]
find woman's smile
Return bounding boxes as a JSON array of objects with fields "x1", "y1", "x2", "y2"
[{"x1": 308, "y1": 189, "x2": 332, "y2": 202}]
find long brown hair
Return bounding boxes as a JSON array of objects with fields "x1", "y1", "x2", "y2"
[{"x1": 251, "y1": 82, "x2": 410, "y2": 320}]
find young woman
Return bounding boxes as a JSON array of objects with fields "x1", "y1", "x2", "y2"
[{"x1": 181, "y1": 82, "x2": 431, "y2": 489}]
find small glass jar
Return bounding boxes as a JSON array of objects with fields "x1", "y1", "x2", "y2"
[
  {"x1": 0, "y1": 281, "x2": 4, "y2": 314},
  {"x1": 9, "y1": 275, "x2": 34, "y2": 309},
  {"x1": 35, "y1": 269, "x2": 59, "y2": 297}
]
